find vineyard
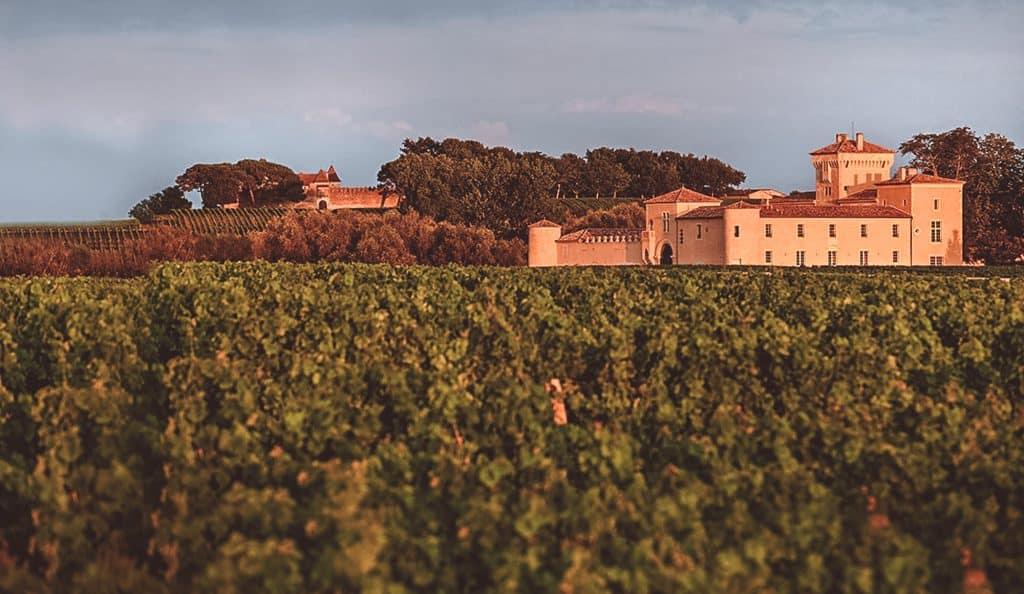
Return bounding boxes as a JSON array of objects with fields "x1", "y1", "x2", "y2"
[
  {"x1": 0, "y1": 264, "x2": 1022, "y2": 593},
  {"x1": 0, "y1": 220, "x2": 146, "y2": 250},
  {"x1": 560, "y1": 196, "x2": 642, "y2": 216}
]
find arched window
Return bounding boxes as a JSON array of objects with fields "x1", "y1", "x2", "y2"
[
  {"x1": 648, "y1": 220, "x2": 653, "y2": 231},
  {"x1": 318, "y1": 200, "x2": 328, "y2": 211}
]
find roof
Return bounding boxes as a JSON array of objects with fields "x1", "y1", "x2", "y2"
[
  {"x1": 529, "y1": 219, "x2": 561, "y2": 228},
  {"x1": 781, "y1": 191, "x2": 817, "y2": 202},
  {"x1": 843, "y1": 188, "x2": 878, "y2": 200},
  {"x1": 810, "y1": 138, "x2": 895, "y2": 155},
  {"x1": 645, "y1": 187, "x2": 720, "y2": 205},
  {"x1": 298, "y1": 166, "x2": 341, "y2": 185},
  {"x1": 556, "y1": 227, "x2": 642, "y2": 243},
  {"x1": 676, "y1": 201, "x2": 761, "y2": 219},
  {"x1": 726, "y1": 188, "x2": 784, "y2": 197},
  {"x1": 876, "y1": 173, "x2": 965, "y2": 186},
  {"x1": 677, "y1": 206, "x2": 725, "y2": 219},
  {"x1": 760, "y1": 205, "x2": 910, "y2": 219}
]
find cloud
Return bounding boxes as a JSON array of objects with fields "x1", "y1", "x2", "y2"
[
  {"x1": 566, "y1": 95, "x2": 685, "y2": 116},
  {"x1": 304, "y1": 108, "x2": 353, "y2": 128},
  {"x1": 470, "y1": 121, "x2": 510, "y2": 146}
]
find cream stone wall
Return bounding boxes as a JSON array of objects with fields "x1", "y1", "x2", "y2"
[
  {"x1": 878, "y1": 183, "x2": 964, "y2": 265},
  {"x1": 528, "y1": 225, "x2": 562, "y2": 267},
  {"x1": 758, "y1": 218, "x2": 910, "y2": 266},
  {"x1": 644, "y1": 201, "x2": 719, "y2": 263},
  {"x1": 722, "y1": 208, "x2": 763, "y2": 265},
  {"x1": 676, "y1": 219, "x2": 725, "y2": 265},
  {"x1": 556, "y1": 240, "x2": 642, "y2": 266}
]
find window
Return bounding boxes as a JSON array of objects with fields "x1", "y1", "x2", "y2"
[
  {"x1": 797, "y1": 224, "x2": 805, "y2": 238},
  {"x1": 827, "y1": 250, "x2": 837, "y2": 266},
  {"x1": 648, "y1": 220, "x2": 653, "y2": 231},
  {"x1": 828, "y1": 223, "x2": 836, "y2": 238},
  {"x1": 734, "y1": 225, "x2": 740, "y2": 238},
  {"x1": 931, "y1": 221, "x2": 942, "y2": 243},
  {"x1": 859, "y1": 250, "x2": 869, "y2": 266},
  {"x1": 796, "y1": 251, "x2": 806, "y2": 267},
  {"x1": 933, "y1": 198, "x2": 939, "y2": 211},
  {"x1": 892, "y1": 224, "x2": 899, "y2": 238},
  {"x1": 678, "y1": 228, "x2": 684, "y2": 244},
  {"x1": 765, "y1": 250, "x2": 773, "y2": 265},
  {"x1": 765, "y1": 224, "x2": 773, "y2": 238},
  {"x1": 860, "y1": 224, "x2": 868, "y2": 238},
  {"x1": 892, "y1": 250, "x2": 899, "y2": 264},
  {"x1": 697, "y1": 224, "x2": 703, "y2": 240},
  {"x1": 662, "y1": 212, "x2": 670, "y2": 233},
  {"x1": 930, "y1": 256, "x2": 944, "y2": 266}
]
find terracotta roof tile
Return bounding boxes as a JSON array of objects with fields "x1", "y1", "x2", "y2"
[
  {"x1": 843, "y1": 188, "x2": 878, "y2": 200},
  {"x1": 556, "y1": 227, "x2": 642, "y2": 243},
  {"x1": 876, "y1": 173, "x2": 964, "y2": 186},
  {"x1": 677, "y1": 206, "x2": 726, "y2": 219},
  {"x1": 810, "y1": 138, "x2": 895, "y2": 155},
  {"x1": 726, "y1": 188, "x2": 783, "y2": 197},
  {"x1": 760, "y1": 204, "x2": 910, "y2": 219},
  {"x1": 645, "y1": 187, "x2": 720, "y2": 204},
  {"x1": 530, "y1": 219, "x2": 562, "y2": 228},
  {"x1": 676, "y1": 201, "x2": 761, "y2": 219},
  {"x1": 298, "y1": 166, "x2": 341, "y2": 185},
  {"x1": 780, "y1": 192, "x2": 817, "y2": 202}
]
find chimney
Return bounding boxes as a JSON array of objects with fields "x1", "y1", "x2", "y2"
[
  {"x1": 836, "y1": 133, "x2": 848, "y2": 143},
  {"x1": 898, "y1": 167, "x2": 918, "y2": 181},
  {"x1": 856, "y1": 132, "x2": 864, "y2": 150}
]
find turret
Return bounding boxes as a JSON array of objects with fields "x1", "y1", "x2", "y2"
[{"x1": 528, "y1": 220, "x2": 562, "y2": 267}]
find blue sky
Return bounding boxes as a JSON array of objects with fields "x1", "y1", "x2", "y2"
[{"x1": 1, "y1": 0, "x2": 1021, "y2": 222}]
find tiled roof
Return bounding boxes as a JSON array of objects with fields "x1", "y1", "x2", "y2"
[
  {"x1": 677, "y1": 206, "x2": 725, "y2": 219},
  {"x1": 760, "y1": 205, "x2": 910, "y2": 219},
  {"x1": 810, "y1": 138, "x2": 895, "y2": 155},
  {"x1": 529, "y1": 219, "x2": 562, "y2": 228},
  {"x1": 298, "y1": 166, "x2": 341, "y2": 185},
  {"x1": 726, "y1": 188, "x2": 783, "y2": 197},
  {"x1": 843, "y1": 188, "x2": 878, "y2": 200},
  {"x1": 645, "y1": 187, "x2": 720, "y2": 204},
  {"x1": 677, "y1": 201, "x2": 760, "y2": 219},
  {"x1": 876, "y1": 173, "x2": 964, "y2": 186},
  {"x1": 780, "y1": 192, "x2": 817, "y2": 202},
  {"x1": 556, "y1": 227, "x2": 643, "y2": 243}
]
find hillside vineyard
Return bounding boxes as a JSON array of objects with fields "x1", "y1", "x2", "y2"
[{"x1": 0, "y1": 263, "x2": 1022, "y2": 592}]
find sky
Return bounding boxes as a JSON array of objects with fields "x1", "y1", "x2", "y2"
[{"x1": 1, "y1": 0, "x2": 1022, "y2": 222}]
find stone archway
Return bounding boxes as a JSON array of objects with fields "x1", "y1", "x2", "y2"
[{"x1": 659, "y1": 243, "x2": 674, "y2": 265}]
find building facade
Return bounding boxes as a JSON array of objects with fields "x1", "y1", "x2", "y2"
[{"x1": 528, "y1": 132, "x2": 965, "y2": 267}]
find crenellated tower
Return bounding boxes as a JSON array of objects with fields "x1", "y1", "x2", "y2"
[{"x1": 810, "y1": 132, "x2": 895, "y2": 202}]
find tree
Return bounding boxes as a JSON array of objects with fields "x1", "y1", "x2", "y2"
[
  {"x1": 580, "y1": 148, "x2": 630, "y2": 198},
  {"x1": 378, "y1": 138, "x2": 558, "y2": 238},
  {"x1": 129, "y1": 186, "x2": 191, "y2": 223},
  {"x1": 900, "y1": 127, "x2": 1024, "y2": 263},
  {"x1": 176, "y1": 160, "x2": 302, "y2": 208}
]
